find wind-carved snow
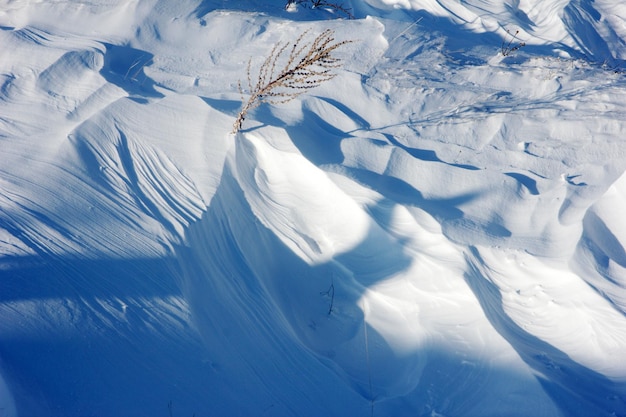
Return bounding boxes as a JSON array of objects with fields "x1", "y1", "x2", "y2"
[
  {"x1": 1, "y1": 1, "x2": 626, "y2": 416},
  {"x1": 234, "y1": 133, "x2": 371, "y2": 264},
  {"x1": 574, "y1": 170, "x2": 626, "y2": 315}
]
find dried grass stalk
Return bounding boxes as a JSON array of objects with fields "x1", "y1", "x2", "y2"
[{"x1": 232, "y1": 29, "x2": 352, "y2": 134}]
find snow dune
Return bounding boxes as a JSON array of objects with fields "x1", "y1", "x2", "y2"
[{"x1": 1, "y1": 0, "x2": 626, "y2": 416}]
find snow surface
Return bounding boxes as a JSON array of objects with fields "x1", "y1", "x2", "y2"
[{"x1": 1, "y1": 0, "x2": 626, "y2": 416}]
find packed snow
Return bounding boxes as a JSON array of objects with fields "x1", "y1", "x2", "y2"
[{"x1": 1, "y1": 0, "x2": 626, "y2": 416}]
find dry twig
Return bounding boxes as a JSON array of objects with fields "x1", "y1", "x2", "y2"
[
  {"x1": 285, "y1": 0, "x2": 355, "y2": 19},
  {"x1": 232, "y1": 29, "x2": 352, "y2": 134},
  {"x1": 501, "y1": 28, "x2": 526, "y2": 56}
]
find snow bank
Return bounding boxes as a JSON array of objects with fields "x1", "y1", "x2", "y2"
[{"x1": 1, "y1": 0, "x2": 626, "y2": 415}]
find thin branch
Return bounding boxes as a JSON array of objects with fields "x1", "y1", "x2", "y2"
[
  {"x1": 232, "y1": 29, "x2": 352, "y2": 134},
  {"x1": 501, "y1": 28, "x2": 526, "y2": 57}
]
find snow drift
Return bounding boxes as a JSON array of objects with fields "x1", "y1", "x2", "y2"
[{"x1": 1, "y1": 0, "x2": 626, "y2": 416}]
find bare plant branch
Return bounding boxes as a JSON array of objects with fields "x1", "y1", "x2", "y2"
[
  {"x1": 285, "y1": 0, "x2": 355, "y2": 19},
  {"x1": 501, "y1": 28, "x2": 526, "y2": 57},
  {"x1": 232, "y1": 29, "x2": 352, "y2": 134}
]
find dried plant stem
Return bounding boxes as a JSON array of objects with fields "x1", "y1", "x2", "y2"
[
  {"x1": 285, "y1": 0, "x2": 355, "y2": 19},
  {"x1": 232, "y1": 29, "x2": 352, "y2": 134},
  {"x1": 501, "y1": 28, "x2": 526, "y2": 56}
]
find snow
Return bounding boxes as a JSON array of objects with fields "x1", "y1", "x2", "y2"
[{"x1": 1, "y1": 0, "x2": 626, "y2": 416}]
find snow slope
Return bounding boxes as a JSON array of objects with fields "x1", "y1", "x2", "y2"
[{"x1": 1, "y1": 0, "x2": 626, "y2": 416}]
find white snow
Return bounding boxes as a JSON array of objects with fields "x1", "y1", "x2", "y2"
[{"x1": 1, "y1": 0, "x2": 626, "y2": 416}]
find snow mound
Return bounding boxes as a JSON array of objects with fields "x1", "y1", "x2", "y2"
[{"x1": 1, "y1": 0, "x2": 626, "y2": 416}]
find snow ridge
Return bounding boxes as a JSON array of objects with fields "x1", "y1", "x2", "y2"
[{"x1": 1, "y1": 0, "x2": 626, "y2": 416}]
